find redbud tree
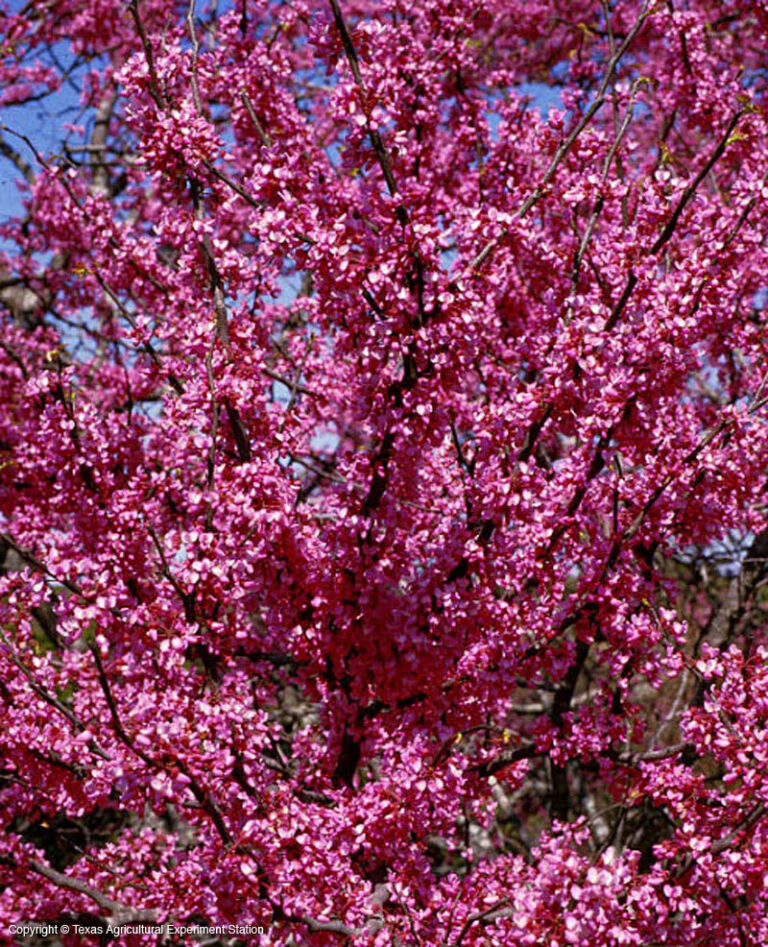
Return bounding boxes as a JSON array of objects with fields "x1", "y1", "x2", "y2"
[{"x1": 1, "y1": 0, "x2": 768, "y2": 944}]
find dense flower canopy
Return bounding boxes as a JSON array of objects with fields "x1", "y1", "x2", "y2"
[{"x1": 2, "y1": 0, "x2": 768, "y2": 944}]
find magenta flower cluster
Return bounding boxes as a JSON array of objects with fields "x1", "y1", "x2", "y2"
[{"x1": 1, "y1": 0, "x2": 768, "y2": 944}]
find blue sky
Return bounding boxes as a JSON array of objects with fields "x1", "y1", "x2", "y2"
[{"x1": 0, "y1": 1, "x2": 563, "y2": 225}]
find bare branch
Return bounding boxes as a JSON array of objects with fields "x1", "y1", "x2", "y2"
[
  {"x1": 30, "y1": 859, "x2": 157, "y2": 924},
  {"x1": 0, "y1": 134, "x2": 34, "y2": 183}
]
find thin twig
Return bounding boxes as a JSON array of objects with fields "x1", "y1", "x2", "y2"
[
  {"x1": 470, "y1": 0, "x2": 654, "y2": 272},
  {"x1": 240, "y1": 91, "x2": 272, "y2": 147},
  {"x1": 128, "y1": 0, "x2": 166, "y2": 108},
  {"x1": 452, "y1": 898, "x2": 511, "y2": 947},
  {"x1": 327, "y1": 0, "x2": 400, "y2": 204}
]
